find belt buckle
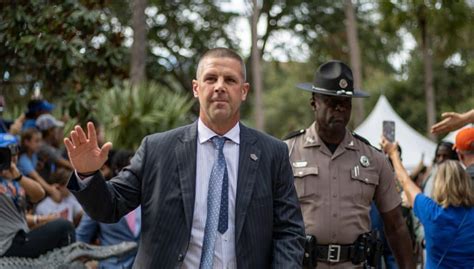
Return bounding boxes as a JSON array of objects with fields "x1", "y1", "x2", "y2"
[{"x1": 327, "y1": 244, "x2": 341, "y2": 263}]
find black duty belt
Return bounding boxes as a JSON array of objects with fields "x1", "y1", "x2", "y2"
[{"x1": 316, "y1": 244, "x2": 354, "y2": 263}]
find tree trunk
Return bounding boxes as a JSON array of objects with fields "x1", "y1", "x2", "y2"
[
  {"x1": 344, "y1": 0, "x2": 364, "y2": 128},
  {"x1": 419, "y1": 7, "x2": 437, "y2": 141},
  {"x1": 251, "y1": 0, "x2": 264, "y2": 131},
  {"x1": 130, "y1": 0, "x2": 147, "y2": 88}
]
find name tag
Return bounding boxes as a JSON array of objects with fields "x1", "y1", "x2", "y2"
[{"x1": 292, "y1": 161, "x2": 308, "y2": 168}]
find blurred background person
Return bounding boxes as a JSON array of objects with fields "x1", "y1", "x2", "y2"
[
  {"x1": 421, "y1": 141, "x2": 458, "y2": 198},
  {"x1": 453, "y1": 127, "x2": 474, "y2": 179},
  {"x1": 0, "y1": 133, "x2": 75, "y2": 258},
  {"x1": 34, "y1": 168, "x2": 83, "y2": 227},
  {"x1": 35, "y1": 114, "x2": 73, "y2": 180},
  {"x1": 0, "y1": 96, "x2": 24, "y2": 136},
  {"x1": 369, "y1": 144, "x2": 417, "y2": 269},
  {"x1": 17, "y1": 128, "x2": 62, "y2": 202},
  {"x1": 382, "y1": 137, "x2": 474, "y2": 268},
  {"x1": 76, "y1": 149, "x2": 139, "y2": 269},
  {"x1": 22, "y1": 100, "x2": 55, "y2": 132},
  {"x1": 0, "y1": 96, "x2": 9, "y2": 134}
]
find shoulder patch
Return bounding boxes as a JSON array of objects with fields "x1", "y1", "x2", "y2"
[
  {"x1": 283, "y1": 129, "x2": 305, "y2": 140},
  {"x1": 352, "y1": 132, "x2": 382, "y2": 152}
]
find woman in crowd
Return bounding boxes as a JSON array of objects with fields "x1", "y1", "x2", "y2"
[
  {"x1": 0, "y1": 133, "x2": 75, "y2": 258},
  {"x1": 381, "y1": 137, "x2": 474, "y2": 268},
  {"x1": 421, "y1": 141, "x2": 458, "y2": 196}
]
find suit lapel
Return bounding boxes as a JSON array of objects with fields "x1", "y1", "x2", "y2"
[
  {"x1": 175, "y1": 122, "x2": 198, "y2": 233},
  {"x1": 235, "y1": 124, "x2": 260, "y2": 244}
]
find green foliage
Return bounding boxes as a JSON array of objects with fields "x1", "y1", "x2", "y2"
[
  {"x1": 1, "y1": 0, "x2": 471, "y2": 144},
  {"x1": 378, "y1": 0, "x2": 473, "y2": 61},
  {"x1": 255, "y1": 1, "x2": 399, "y2": 72},
  {"x1": 262, "y1": 61, "x2": 315, "y2": 138},
  {"x1": 377, "y1": 0, "x2": 474, "y2": 138},
  {"x1": 383, "y1": 56, "x2": 474, "y2": 136},
  {"x1": 0, "y1": 0, "x2": 128, "y2": 118},
  {"x1": 146, "y1": 0, "x2": 238, "y2": 93},
  {"x1": 95, "y1": 83, "x2": 195, "y2": 150}
]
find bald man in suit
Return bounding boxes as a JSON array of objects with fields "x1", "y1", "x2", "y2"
[{"x1": 65, "y1": 48, "x2": 305, "y2": 268}]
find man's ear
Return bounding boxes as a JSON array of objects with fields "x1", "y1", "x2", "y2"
[
  {"x1": 192, "y1": 80, "x2": 199, "y2": 98},
  {"x1": 241, "y1": 82, "x2": 250, "y2": 101},
  {"x1": 311, "y1": 97, "x2": 318, "y2": 111}
]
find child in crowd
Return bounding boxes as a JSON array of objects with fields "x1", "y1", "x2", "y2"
[
  {"x1": 17, "y1": 128, "x2": 62, "y2": 202},
  {"x1": 34, "y1": 168, "x2": 83, "y2": 227}
]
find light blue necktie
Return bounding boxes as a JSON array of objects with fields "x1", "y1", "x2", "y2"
[{"x1": 200, "y1": 136, "x2": 228, "y2": 269}]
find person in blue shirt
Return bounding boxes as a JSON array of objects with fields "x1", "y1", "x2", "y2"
[
  {"x1": 17, "y1": 128, "x2": 62, "y2": 202},
  {"x1": 382, "y1": 137, "x2": 474, "y2": 268},
  {"x1": 76, "y1": 150, "x2": 139, "y2": 269},
  {"x1": 0, "y1": 133, "x2": 75, "y2": 258}
]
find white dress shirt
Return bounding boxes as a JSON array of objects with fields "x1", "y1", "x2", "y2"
[{"x1": 182, "y1": 118, "x2": 239, "y2": 269}]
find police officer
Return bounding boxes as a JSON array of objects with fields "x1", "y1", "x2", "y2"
[{"x1": 285, "y1": 61, "x2": 415, "y2": 268}]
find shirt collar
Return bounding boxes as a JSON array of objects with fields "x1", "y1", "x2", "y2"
[
  {"x1": 303, "y1": 121, "x2": 357, "y2": 150},
  {"x1": 198, "y1": 118, "x2": 240, "y2": 145}
]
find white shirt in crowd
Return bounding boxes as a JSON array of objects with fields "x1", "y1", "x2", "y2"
[{"x1": 35, "y1": 194, "x2": 83, "y2": 222}]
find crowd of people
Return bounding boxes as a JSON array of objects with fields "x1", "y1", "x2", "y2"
[
  {"x1": 0, "y1": 47, "x2": 473, "y2": 269},
  {"x1": 0, "y1": 99, "x2": 140, "y2": 268}
]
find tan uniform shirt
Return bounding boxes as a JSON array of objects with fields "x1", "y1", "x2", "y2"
[{"x1": 285, "y1": 122, "x2": 401, "y2": 268}]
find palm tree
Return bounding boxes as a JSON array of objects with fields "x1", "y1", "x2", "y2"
[{"x1": 97, "y1": 83, "x2": 195, "y2": 150}]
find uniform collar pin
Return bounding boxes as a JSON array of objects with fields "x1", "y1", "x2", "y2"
[
  {"x1": 306, "y1": 136, "x2": 315, "y2": 143},
  {"x1": 349, "y1": 141, "x2": 354, "y2": 146},
  {"x1": 360, "y1": 155, "x2": 370, "y2": 167}
]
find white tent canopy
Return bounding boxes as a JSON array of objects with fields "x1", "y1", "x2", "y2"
[{"x1": 354, "y1": 95, "x2": 437, "y2": 171}]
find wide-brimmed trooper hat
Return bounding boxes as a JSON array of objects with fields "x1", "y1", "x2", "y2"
[{"x1": 296, "y1": 60, "x2": 369, "y2": 98}]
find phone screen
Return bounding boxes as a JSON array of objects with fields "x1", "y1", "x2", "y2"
[
  {"x1": 383, "y1": 121, "x2": 395, "y2": 142},
  {"x1": 0, "y1": 148, "x2": 11, "y2": 171}
]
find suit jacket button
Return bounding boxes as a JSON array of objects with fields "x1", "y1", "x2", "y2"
[{"x1": 178, "y1": 253, "x2": 184, "y2": 262}]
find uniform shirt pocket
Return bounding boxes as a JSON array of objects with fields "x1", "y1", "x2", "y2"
[
  {"x1": 351, "y1": 167, "x2": 379, "y2": 205},
  {"x1": 293, "y1": 166, "x2": 319, "y2": 198}
]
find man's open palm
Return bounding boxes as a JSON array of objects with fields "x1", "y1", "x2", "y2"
[{"x1": 64, "y1": 122, "x2": 112, "y2": 174}]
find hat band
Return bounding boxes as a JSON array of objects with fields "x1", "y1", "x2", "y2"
[{"x1": 312, "y1": 86, "x2": 353, "y2": 96}]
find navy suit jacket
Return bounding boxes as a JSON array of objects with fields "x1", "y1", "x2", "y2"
[{"x1": 69, "y1": 122, "x2": 305, "y2": 268}]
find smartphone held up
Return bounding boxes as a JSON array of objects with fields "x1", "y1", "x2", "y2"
[{"x1": 383, "y1": 120, "x2": 395, "y2": 142}]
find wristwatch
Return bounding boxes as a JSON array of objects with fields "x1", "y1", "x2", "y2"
[{"x1": 13, "y1": 175, "x2": 23, "y2": 182}]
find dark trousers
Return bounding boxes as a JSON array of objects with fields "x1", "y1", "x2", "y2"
[{"x1": 2, "y1": 219, "x2": 76, "y2": 258}]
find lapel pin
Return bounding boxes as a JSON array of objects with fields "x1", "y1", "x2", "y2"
[{"x1": 250, "y1": 154, "x2": 258, "y2": 161}]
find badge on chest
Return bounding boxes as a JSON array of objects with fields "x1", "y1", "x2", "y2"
[{"x1": 359, "y1": 155, "x2": 370, "y2": 167}]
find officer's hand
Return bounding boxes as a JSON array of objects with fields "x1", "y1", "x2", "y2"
[{"x1": 64, "y1": 122, "x2": 112, "y2": 175}]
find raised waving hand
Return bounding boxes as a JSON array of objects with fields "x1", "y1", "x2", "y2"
[{"x1": 64, "y1": 122, "x2": 112, "y2": 174}]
